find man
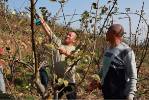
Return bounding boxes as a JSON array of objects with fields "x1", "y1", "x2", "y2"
[
  {"x1": 35, "y1": 13, "x2": 77, "y2": 99},
  {"x1": 0, "y1": 45, "x2": 8, "y2": 93},
  {"x1": 91, "y1": 24, "x2": 137, "y2": 100}
]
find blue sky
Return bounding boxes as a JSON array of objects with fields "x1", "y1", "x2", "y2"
[{"x1": 7, "y1": 0, "x2": 149, "y2": 42}]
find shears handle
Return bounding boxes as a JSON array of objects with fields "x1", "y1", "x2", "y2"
[{"x1": 35, "y1": 9, "x2": 41, "y2": 25}]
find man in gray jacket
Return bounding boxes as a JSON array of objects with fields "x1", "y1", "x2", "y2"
[{"x1": 91, "y1": 24, "x2": 137, "y2": 100}]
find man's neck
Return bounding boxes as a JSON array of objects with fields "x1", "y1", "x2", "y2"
[
  {"x1": 110, "y1": 39, "x2": 122, "y2": 49},
  {"x1": 65, "y1": 42, "x2": 73, "y2": 46}
]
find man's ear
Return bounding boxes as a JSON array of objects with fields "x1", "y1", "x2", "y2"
[{"x1": 114, "y1": 30, "x2": 117, "y2": 35}]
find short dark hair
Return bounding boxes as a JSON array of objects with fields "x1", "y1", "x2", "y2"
[
  {"x1": 69, "y1": 31, "x2": 78, "y2": 40},
  {"x1": 111, "y1": 25, "x2": 124, "y2": 37}
]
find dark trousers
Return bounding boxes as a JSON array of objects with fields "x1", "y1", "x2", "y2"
[
  {"x1": 39, "y1": 67, "x2": 49, "y2": 89},
  {"x1": 52, "y1": 80, "x2": 76, "y2": 100},
  {"x1": 104, "y1": 94, "x2": 126, "y2": 100}
]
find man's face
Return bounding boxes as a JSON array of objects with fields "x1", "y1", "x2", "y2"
[{"x1": 65, "y1": 32, "x2": 77, "y2": 44}]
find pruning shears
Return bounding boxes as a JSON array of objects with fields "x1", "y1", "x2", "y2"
[
  {"x1": 84, "y1": 82, "x2": 101, "y2": 93},
  {"x1": 35, "y1": 9, "x2": 41, "y2": 25}
]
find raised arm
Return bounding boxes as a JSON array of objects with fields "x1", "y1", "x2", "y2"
[{"x1": 35, "y1": 13, "x2": 52, "y2": 38}]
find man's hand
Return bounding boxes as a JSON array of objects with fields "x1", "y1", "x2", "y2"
[
  {"x1": 34, "y1": 13, "x2": 44, "y2": 23},
  {"x1": 58, "y1": 47, "x2": 67, "y2": 55}
]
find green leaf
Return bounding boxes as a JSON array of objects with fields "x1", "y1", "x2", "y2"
[
  {"x1": 39, "y1": 7, "x2": 46, "y2": 9},
  {"x1": 140, "y1": 10, "x2": 144, "y2": 12},
  {"x1": 37, "y1": 37, "x2": 43, "y2": 44},
  {"x1": 26, "y1": 86, "x2": 29, "y2": 88},
  {"x1": 73, "y1": 53, "x2": 79, "y2": 59},
  {"x1": 58, "y1": 62, "x2": 64, "y2": 65},
  {"x1": 18, "y1": 20, "x2": 26, "y2": 27},
  {"x1": 67, "y1": 59, "x2": 73, "y2": 66},
  {"x1": 108, "y1": 13, "x2": 112, "y2": 18},
  {"x1": 125, "y1": 8, "x2": 131, "y2": 12},
  {"x1": 58, "y1": 78, "x2": 64, "y2": 86},
  {"x1": 47, "y1": 93, "x2": 54, "y2": 99},
  {"x1": 59, "y1": 0, "x2": 65, "y2": 3},
  {"x1": 92, "y1": 3, "x2": 97, "y2": 9},
  {"x1": 45, "y1": 44, "x2": 55, "y2": 51},
  {"x1": 107, "y1": 1, "x2": 111, "y2": 5},
  {"x1": 76, "y1": 73, "x2": 81, "y2": 81},
  {"x1": 82, "y1": 45, "x2": 87, "y2": 49},
  {"x1": 71, "y1": 86, "x2": 74, "y2": 90},
  {"x1": 83, "y1": 55, "x2": 91, "y2": 63},
  {"x1": 114, "y1": 1, "x2": 118, "y2": 5},
  {"x1": 29, "y1": 83, "x2": 31, "y2": 86},
  {"x1": 114, "y1": 7, "x2": 119, "y2": 12},
  {"x1": 90, "y1": 19, "x2": 92, "y2": 23},
  {"x1": 90, "y1": 52, "x2": 95, "y2": 55},
  {"x1": 64, "y1": 80, "x2": 68, "y2": 87},
  {"x1": 79, "y1": 50, "x2": 84, "y2": 55},
  {"x1": 92, "y1": 74, "x2": 100, "y2": 82},
  {"x1": 81, "y1": 89, "x2": 84, "y2": 94},
  {"x1": 76, "y1": 44, "x2": 81, "y2": 50}
]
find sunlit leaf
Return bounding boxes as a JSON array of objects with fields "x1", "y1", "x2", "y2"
[
  {"x1": 67, "y1": 60, "x2": 70, "y2": 66},
  {"x1": 67, "y1": 59, "x2": 73, "y2": 66},
  {"x1": 107, "y1": 1, "x2": 111, "y2": 5},
  {"x1": 58, "y1": 62, "x2": 63, "y2": 65},
  {"x1": 18, "y1": 20, "x2": 26, "y2": 27},
  {"x1": 46, "y1": 93, "x2": 54, "y2": 99},
  {"x1": 90, "y1": 52, "x2": 95, "y2": 55},
  {"x1": 92, "y1": 74, "x2": 100, "y2": 82},
  {"x1": 26, "y1": 86, "x2": 29, "y2": 88},
  {"x1": 91, "y1": 64, "x2": 95, "y2": 68},
  {"x1": 37, "y1": 37, "x2": 43, "y2": 44},
  {"x1": 76, "y1": 73, "x2": 81, "y2": 81},
  {"x1": 64, "y1": 80, "x2": 68, "y2": 87},
  {"x1": 28, "y1": 14, "x2": 30, "y2": 17},
  {"x1": 81, "y1": 89, "x2": 84, "y2": 94},
  {"x1": 45, "y1": 44, "x2": 55, "y2": 51},
  {"x1": 83, "y1": 55, "x2": 91, "y2": 63},
  {"x1": 29, "y1": 83, "x2": 31, "y2": 86},
  {"x1": 71, "y1": 86, "x2": 74, "y2": 90},
  {"x1": 20, "y1": 13, "x2": 23, "y2": 16},
  {"x1": 58, "y1": 78, "x2": 64, "y2": 86},
  {"x1": 79, "y1": 50, "x2": 83, "y2": 55},
  {"x1": 73, "y1": 53, "x2": 79, "y2": 59},
  {"x1": 11, "y1": 11, "x2": 15, "y2": 15}
]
